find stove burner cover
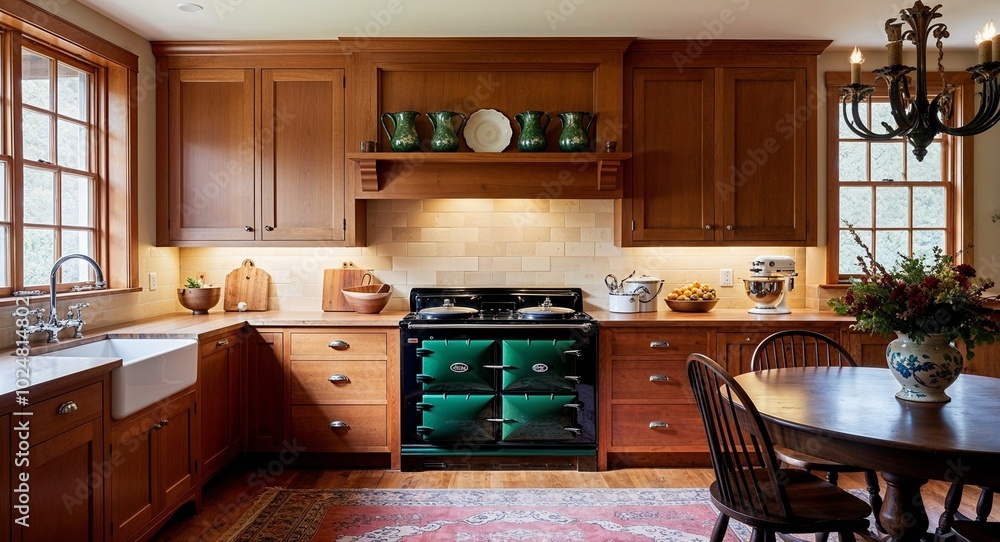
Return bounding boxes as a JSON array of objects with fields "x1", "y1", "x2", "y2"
[
  {"x1": 515, "y1": 296, "x2": 576, "y2": 319},
  {"x1": 416, "y1": 298, "x2": 479, "y2": 319}
]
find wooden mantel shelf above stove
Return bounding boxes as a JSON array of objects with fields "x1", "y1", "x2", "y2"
[{"x1": 347, "y1": 152, "x2": 631, "y2": 199}]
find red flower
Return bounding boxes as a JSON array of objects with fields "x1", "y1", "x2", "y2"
[{"x1": 955, "y1": 264, "x2": 977, "y2": 279}]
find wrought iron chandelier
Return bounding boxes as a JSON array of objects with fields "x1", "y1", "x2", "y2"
[{"x1": 840, "y1": 1, "x2": 1000, "y2": 162}]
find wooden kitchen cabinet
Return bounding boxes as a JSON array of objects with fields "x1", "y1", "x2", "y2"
[
  {"x1": 108, "y1": 389, "x2": 197, "y2": 542},
  {"x1": 12, "y1": 377, "x2": 107, "y2": 542},
  {"x1": 246, "y1": 330, "x2": 285, "y2": 452},
  {"x1": 1, "y1": 413, "x2": 8, "y2": 542},
  {"x1": 198, "y1": 329, "x2": 244, "y2": 482},
  {"x1": 620, "y1": 41, "x2": 828, "y2": 247},
  {"x1": 155, "y1": 45, "x2": 349, "y2": 246},
  {"x1": 286, "y1": 328, "x2": 400, "y2": 468}
]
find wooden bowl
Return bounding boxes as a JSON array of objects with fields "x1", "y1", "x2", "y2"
[
  {"x1": 664, "y1": 298, "x2": 719, "y2": 313},
  {"x1": 177, "y1": 287, "x2": 221, "y2": 315},
  {"x1": 341, "y1": 285, "x2": 391, "y2": 314}
]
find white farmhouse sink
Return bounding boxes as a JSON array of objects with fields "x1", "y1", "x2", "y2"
[{"x1": 44, "y1": 338, "x2": 198, "y2": 419}]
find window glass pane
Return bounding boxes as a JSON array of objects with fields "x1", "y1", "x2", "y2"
[
  {"x1": 875, "y1": 229, "x2": 909, "y2": 270},
  {"x1": 840, "y1": 187, "x2": 872, "y2": 228},
  {"x1": 61, "y1": 231, "x2": 95, "y2": 283},
  {"x1": 23, "y1": 167, "x2": 55, "y2": 224},
  {"x1": 913, "y1": 187, "x2": 946, "y2": 228},
  {"x1": 0, "y1": 162, "x2": 6, "y2": 221},
  {"x1": 839, "y1": 142, "x2": 867, "y2": 181},
  {"x1": 57, "y1": 63, "x2": 88, "y2": 121},
  {"x1": 875, "y1": 186, "x2": 909, "y2": 227},
  {"x1": 871, "y1": 102, "x2": 897, "y2": 133},
  {"x1": 839, "y1": 103, "x2": 856, "y2": 138},
  {"x1": 21, "y1": 50, "x2": 52, "y2": 110},
  {"x1": 840, "y1": 229, "x2": 871, "y2": 275},
  {"x1": 908, "y1": 141, "x2": 942, "y2": 181},
  {"x1": 23, "y1": 108, "x2": 52, "y2": 162},
  {"x1": 913, "y1": 230, "x2": 946, "y2": 262},
  {"x1": 23, "y1": 227, "x2": 55, "y2": 286},
  {"x1": 57, "y1": 120, "x2": 88, "y2": 170},
  {"x1": 62, "y1": 174, "x2": 93, "y2": 227},
  {"x1": 0, "y1": 227, "x2": 7, "y2": 287},
  {"x1": 871, "y1": 142, "x2": 904, "y2": 181}
]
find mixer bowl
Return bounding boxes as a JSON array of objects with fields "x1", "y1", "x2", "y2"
[{"x1": 742, "y1": 277, "x2": 785, "y2": 306}]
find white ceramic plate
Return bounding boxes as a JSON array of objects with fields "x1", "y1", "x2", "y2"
[{"x1": 464, "y1": 109, "x2": 512, "y2": 152}]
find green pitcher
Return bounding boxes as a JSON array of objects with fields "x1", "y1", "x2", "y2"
[
  {"x1": 556, "y1": 111, "x2": 595, "y2": 152},
  {"x1": 426, "y1": 111, "x2": 467, "y2": 152},
  {"x1": 381, "y1": 111, "x2": 421, "y2": 152},
  {"x1": 514, "y1": 111, "x2": 551, "y2": 152}
]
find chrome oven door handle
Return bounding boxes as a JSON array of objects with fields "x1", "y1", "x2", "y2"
[{"x1": 404, "y1": 322, "x2": 593, "y2": 332}]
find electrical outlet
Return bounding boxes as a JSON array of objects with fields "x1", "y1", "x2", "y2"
[
  {"x1": 149, "y1": 272, "x2": 157, "y2": 291},
  {"x1": 720, "y1": 268, "x2": 734, "y2": 287}
]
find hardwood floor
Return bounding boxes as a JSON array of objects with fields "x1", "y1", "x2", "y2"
[{"x1": 150, "y1": 460, "x2": 997, "y2": 541}]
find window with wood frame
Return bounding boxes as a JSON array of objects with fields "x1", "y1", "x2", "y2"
[
  {"x1": 0, "y1": 0, "x2": 139, "y2": 300},
  {"x1": 825, "y1": 72, "x2": 974, "y2": 283}
]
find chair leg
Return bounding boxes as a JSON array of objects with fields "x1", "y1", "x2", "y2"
[
  {"x1": 936, "y1": 482, "x2": 965, "y2": 542},
  {"x1": 827, "y1": 471, "x2": 840, "y2": 485},
  {"x1": 710, "y1": 513, "x2": 731, "y2": 542},
  {"x1": 864, "y1": 470, "x2": 885, "y2": 534},
  {"x1": 837, "y1": 531, "x2": 857, "y2": 542},
  {"x1": 975, "y1": 486, "x2": 994, "y2": 522},
  {"x1": 813, "y1": 532, "x2": 830, "y2": 542}
]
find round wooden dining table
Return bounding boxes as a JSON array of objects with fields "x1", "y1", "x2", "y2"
[{"x1": 734, "y1": 366, "x2": 1000, "y2": 542}]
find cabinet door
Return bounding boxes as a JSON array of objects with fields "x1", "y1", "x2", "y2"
[
  {"x1": 199, "y1": 333, "x2": 244, "y2": 481},
  {"x1": 168, "y1": 68, "x2": 256, "y2": 241},
  {"x1": 717, "y1": 67, "x2": 809, "y2": 243},
  {"x1": 629, "y1": 68, "x2": 716, "y2": 243},
  {"x1": 156, "y1": 390, "x2": 197, "y2": 510},
  {"x1": 110, "y1": 412, "x2": 157, "y2": 541},
  {"x1": 261, "y1": 69, "x2": 346, "y2": 242},
  {"x1": 16, "y1": 418, "x2": 103, "y2": 542},
  {"x1": 718, "y1": 331, "x2": 773, "y2": 375},
  {"x1": 247, "y1": 331, "x2": 285, "y2": 451}
]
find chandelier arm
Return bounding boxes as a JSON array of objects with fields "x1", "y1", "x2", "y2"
[
  {"x1": 885, "y1": 77, "x2": 917, "y2": 133},
  {"x1": 935, "y1": 79, "x2": 1000, "y2": 135},
  {"x1": 840, "y1": 97, "x2": 907, "y2": 140}
]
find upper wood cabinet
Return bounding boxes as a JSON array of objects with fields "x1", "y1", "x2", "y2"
[
  {"x1": 154, "y1": 44, "x2": 349, "y2": 246},
  {"x1": 620, "y1": 41, "x2": 829, "y2": 247}
]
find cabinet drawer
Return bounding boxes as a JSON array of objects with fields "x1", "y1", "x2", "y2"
[
  {"x1": 610, "y1": 404, "x2": 706, "y2": 448},
  {"x1": 290, "y1": 360, "x2": 386, "y2": 404},
  {"x1": 291, "y1": 405, "x2": 388, "y2": 450},
  {"x1": 612, "y1": 360, "x2": 692, "y2": 402},
  {"x1": 290, "y1": 332, "x2": 387, "y2": 359},
  {"x1": 28, "y1": 381, "x2": 104, "y2": 444},
  {"x1": 200, "y1": 333, "x2": 240, "y2": 357},
  {"x1": 610, "y1": 331, "x2": 710, "y2": 359}
]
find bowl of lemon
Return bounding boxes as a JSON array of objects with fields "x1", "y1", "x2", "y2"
[{"x1": 665, "y1": 281, "x2": 719, "y2": 313}]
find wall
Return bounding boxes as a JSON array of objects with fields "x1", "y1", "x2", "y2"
[{"x1": 0, "y1": 0, "x2": 178, "y2": 349}]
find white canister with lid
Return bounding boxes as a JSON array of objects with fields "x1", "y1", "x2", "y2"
[
  {"x1": 623, "y1": 275, "x2": 665, "y2": 313},
  {"x1": 608, "y1": 291, "x2": 640, "y2": 313}
]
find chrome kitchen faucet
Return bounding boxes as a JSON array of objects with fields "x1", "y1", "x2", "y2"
[{"x1": 11, "y1": 254, "x2": 106, "y2": 343}]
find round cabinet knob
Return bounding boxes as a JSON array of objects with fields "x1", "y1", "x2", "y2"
[
  {"x1": 57, "y1": 401, "x2": 78, "y2": 415},
  {"x1": 649, "y1": 421, "x2": 669, "y2": 429},
  {"x1": 726, "y1": 225, "x2": 734, "y2": 231},
  {"x1": 329, "y1": 421, "x2": 350, "y2": 429},
  {"x1": 745, "y1": 337, "x2": 753, "y2": 342},
  {"x1": 244, "y1": 225, "x2": 253, "y2": 232},
  {"x1": 328, "y1": 340, "x2": 350, "y2": 349},
  {"x1": 264, "y1": 225, "x2": 274, "y2": 231},
  {"x1": 704, "y1": 224, "x2": 713, "y2": 230},
  {"x1": 160, "y1": 419, "x2": 169, "y2": 427}
]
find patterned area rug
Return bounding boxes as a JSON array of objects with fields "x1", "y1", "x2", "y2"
[{"x1": 219, "y1": 487, "x2": 752, "y2": 542}]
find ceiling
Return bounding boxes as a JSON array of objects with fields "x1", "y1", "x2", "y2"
[{"x1": 75, "y1": 0, "x2": 994, "y2": 50}]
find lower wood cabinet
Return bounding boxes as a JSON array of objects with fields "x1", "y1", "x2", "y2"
[
  {"x1": 1, "y1": 413, "x2": 8, "y2": 542},
  {"x1": 108, "y1": 389, "x2": 197, "y2": 542},
  {"x1": 11, "y1": 377, "x2": 107, "y2": 542},
  {"x1": 199, "y1": 330, "x2": 244, "y2": 481},
  {"x1": 246, "y1": 330, "x2": 285, "y2": 452}
]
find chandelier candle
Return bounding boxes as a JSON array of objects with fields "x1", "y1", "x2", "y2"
[
  {"x1": 849, "y1": 47, "x2": 864, "y2": 84},
  {"x1": 976, "y1": 21, "x2": 995, "y2": 65}
]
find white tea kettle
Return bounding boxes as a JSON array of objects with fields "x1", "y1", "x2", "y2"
[{"x1": 623, "y1": 275, "x2": 664, "y2": 313}]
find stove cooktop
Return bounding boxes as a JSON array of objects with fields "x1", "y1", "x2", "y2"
[{"x1": 402, "y1": 287, "x2": 593, "y2": 323}]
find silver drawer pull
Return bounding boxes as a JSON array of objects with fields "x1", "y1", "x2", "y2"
[
  {"x1": 649, "y1": 421, "x2": 669, "y2": 429},
  {"x1": 483, "y1": 365, "x2": 515, "y2": 369},
  {"x1": 328, "y1": 340, "x2": 350, "y2": 349},
  {"x1": 563, "y1": 349, "x2": 583, "y2": 357},
  {"x1": 216, "y1": 338, "x2": 229, "y2": 347},
  {"x1": 564, "y1": 427, "x2": 582, "y2": 434},
  {"x1": 486, "y1": 418, "x2": 514, "y2": 423},
  {"x1": 328, "y1": 374, "x2": 350, "y2": 383},
  {"x1": 329, "y1": 421, "x2": 350, "y2": 429},
  {"x1": 57, "y1": 401, "x2": 78, "y2": 415},
  {"x1": 650, "y1": 341, "x2": 670, "y2": 348},
  {"x1": 649, "y1": 374, "x2": 670, "y2": 382}
]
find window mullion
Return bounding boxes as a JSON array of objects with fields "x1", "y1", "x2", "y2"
[{"x1": 9, "y1": 30, "x2": 26, "y2": 292}]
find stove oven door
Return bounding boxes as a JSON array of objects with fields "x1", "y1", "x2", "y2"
[
  {"x1": 416, "y1": 339, "x2": 495, "y2": 392},
  {"x1": 500, "y1": 340, "x2": 580, "y2": 392},
  {"x1": 498, "y1": 394, "x2": 582, "y2": 441},
  {"x1": 415, "y1": 393, "x2": 495, "y2": 442}
]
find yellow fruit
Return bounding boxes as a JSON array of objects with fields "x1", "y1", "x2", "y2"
[
  {"x1": 693, "y1": 281, "x2": 701, "y2": 288},
  {"x1": 667, "y1": 293, "x2": 679, "y2": 300}
]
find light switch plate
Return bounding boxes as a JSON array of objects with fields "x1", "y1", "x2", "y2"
[
  {"x1": 720, "y1": 269, "x2": 734, "y2": 287},
  {"x1": 149, "y1": 272, "x2": 157, "y2": 291}
]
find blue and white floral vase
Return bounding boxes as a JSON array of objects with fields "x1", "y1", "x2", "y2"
[{"x1": 886, "y1": 332, "x2": 963, "y2": 403}]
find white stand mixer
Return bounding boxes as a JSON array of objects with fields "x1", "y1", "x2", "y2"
[{"x1": 742, "y1": 256, "x2": 797, "y2": 315}]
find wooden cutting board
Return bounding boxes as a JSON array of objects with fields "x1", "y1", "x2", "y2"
[
  {"x1": 322, "y1": 264, "x2": 371, "y2": 311},
  {"x1": 224, "y1": 259, "x2": 270, "y2": 311}
]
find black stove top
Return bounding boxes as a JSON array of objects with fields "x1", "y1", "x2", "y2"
[{"x1": 402, "y1": 287, "x2": 593, "y2": 323}]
